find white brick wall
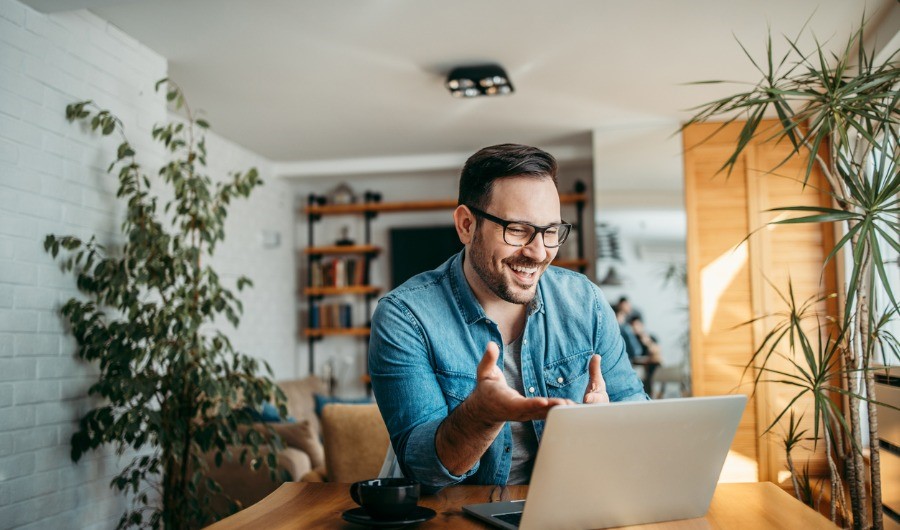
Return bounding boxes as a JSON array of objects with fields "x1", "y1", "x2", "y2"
[
  {"x1": 0, "y1": 1, "x2": 295, "y2": 527},
  {"x1": 203, "y1": 130, "x2": 296, "y2": 378}
]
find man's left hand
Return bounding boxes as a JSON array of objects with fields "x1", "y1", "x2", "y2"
[{"x1": 583, "y1": 354, "x2": 609, "y2": 404}]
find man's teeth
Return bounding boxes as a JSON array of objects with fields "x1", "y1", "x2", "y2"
[{"x1": 510, "y1": 265, "x2": 537, "y2": 275}]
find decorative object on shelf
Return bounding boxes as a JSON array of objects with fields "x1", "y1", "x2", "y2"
[
  {"x1": 309, "y1": 257, "x2": 368, "y2": 288},
  {"x1": 309, "y1": 302, "x2": 354, "y2": 331},
  {"x1": 328, "y1": 183, "x2": 357, "y2": 205},
  {"x1": 446, "y1": 63, "x2": 514, "y2": 98},
  {"x1": 364, "y1": 190, "x2": 382, "y2": 204},
  {"x1": 335, "y1": 225, "x2": 355, "y2": 246}
]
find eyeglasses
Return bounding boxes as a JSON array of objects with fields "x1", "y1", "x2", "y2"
[{"x1": 467, "y1": 206, "x2": 571, "y2": 248}]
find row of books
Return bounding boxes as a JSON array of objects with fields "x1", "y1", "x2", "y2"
[
  {"x1": 309, "y1": 257, "x2": 368, "y2": 288},
  {"x1": 308, "y1": 302, "x2": 354, "y2": 329}
]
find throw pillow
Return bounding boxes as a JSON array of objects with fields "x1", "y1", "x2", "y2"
[
  {"x1": 271, "y1": 420, "x2": 325, "y2": 470},
  {"x1": 242, "y1": 401, "x2": 296, "y2": 423},
  {"x1": 313, "y1": 394, "x2": 374, "y2": 418}
]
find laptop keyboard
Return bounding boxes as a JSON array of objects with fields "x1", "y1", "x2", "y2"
[{"x1": 493, "y1": 511, "x2": 523, "y2": 527}]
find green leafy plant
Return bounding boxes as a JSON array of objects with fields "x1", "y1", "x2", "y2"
[
  {"x1": 45, "y1": 79, "x2": 287, "y2": 529},
  {"x1": 685, "y1": 18, "x2": 899, "y2": 529}
]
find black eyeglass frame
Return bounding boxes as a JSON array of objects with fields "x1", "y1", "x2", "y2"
[{"x1": 466, "y1": 206, "x2": 572, "y2": 248}]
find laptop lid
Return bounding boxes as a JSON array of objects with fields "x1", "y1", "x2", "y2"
[{"x1": 463, "y1": 395, "x2": 747, "y2": 530}]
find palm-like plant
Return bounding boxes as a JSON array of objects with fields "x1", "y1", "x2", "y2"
[{"x1": 685, "y1": 19, "x2": 900, "y2": 529}]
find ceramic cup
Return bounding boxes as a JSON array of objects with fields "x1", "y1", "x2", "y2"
[{"x1": 349, "y1": 478, "x2": 420, "y2": 519}]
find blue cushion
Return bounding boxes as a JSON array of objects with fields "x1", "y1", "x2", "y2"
[
  {"x1": 313, "y1": 393, "x2": 373, "y2": 417},
  {"x1": 243, "y1": 401, "x2": 296, "y2": 423}
]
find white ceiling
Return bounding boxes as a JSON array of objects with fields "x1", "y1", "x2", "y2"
[{"x1": 31, "y1": 0, "x2": 900, "y2": 167}]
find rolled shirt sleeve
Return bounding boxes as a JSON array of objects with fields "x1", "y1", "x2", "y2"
[{"x1": 368, "y1": 297, "x2": 479, "y2": 491}]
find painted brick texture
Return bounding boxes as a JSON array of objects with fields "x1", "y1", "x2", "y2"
[{"x1": 0, "y1": 1, "x2": 293, "y2": 527}]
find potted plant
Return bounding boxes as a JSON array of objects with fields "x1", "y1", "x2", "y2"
[
  {"x1": 684, "y1": 20, "x2": 899, "y2": 529},
  {"x1": 45, "y1": 79, "x2": 287, "y2": 529}
]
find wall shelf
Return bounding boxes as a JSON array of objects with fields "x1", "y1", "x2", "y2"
[
  {"x1": 553, "y1": 258, "x2": 589, "y2": 270},
  {"x1": 303, "y1": 193, "x2": 588, "y2": 216},
  {"x1": 304, "y1": 286, "x2": 380, "y2": 297},
  {"x1": 304, "y1": 327, "x2": 371, "y2": 338},
  {"x1": 304, "y1": 245, "x2": 381, "y2": 256}
]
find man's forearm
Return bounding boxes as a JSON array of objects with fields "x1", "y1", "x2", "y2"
[{"x1": 435, "y1": 398, "x2": 503, "y2": 476}]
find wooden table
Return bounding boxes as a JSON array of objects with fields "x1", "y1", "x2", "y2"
[{"x1": 206, "y1": 481, "x2": 838, "y2": 529}]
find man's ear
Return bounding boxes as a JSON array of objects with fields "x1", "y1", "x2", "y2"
[{"x1": 453, "y1": 205, "x2": 475, "y2": 245}]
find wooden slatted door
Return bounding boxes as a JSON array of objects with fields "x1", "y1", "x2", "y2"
[{"x1": 683, "y1": 120, "x2": 837, "y2": 484}]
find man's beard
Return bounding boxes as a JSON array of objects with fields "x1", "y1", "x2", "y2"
[{"x1": 468, "y1": 230, "x2": 551, "y2": 305}]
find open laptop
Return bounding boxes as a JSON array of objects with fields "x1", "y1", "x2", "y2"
[{"x1": 463, "y1": 395, "x2": 746, "y2": 529}]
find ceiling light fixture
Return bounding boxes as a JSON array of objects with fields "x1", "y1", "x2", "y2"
[{"x1": 446, "y1": 64, "x2": 514, "y2": 98}]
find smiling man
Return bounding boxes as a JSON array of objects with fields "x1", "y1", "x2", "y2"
[{"x1": 369, "y1": 144, "x2": 647, "y2": 492}]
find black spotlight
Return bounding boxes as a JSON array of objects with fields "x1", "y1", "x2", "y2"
[{"x1": 446, "y1": 64, "x2": 514, "y2": 98}]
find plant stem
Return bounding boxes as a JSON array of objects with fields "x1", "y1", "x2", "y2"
[
  {"x1": 858, "y1": 242, "x2": 883, "y2": 530},
  {"x1": 848, "y1": 223, "x2": 871, "y2": 530},
  {"x1": 786, "y1": 449, "x2": 802, "y2": 501},
  {"x1": 825, "y1": 421, "x2": 839, "y2": 523},
  {"x1": 867, "y1": 372, "x2": 883, "y2": 530}
]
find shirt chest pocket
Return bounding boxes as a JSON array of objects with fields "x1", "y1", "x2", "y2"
[
  {"x1": 543, "y1": 351, "x2": 592, "y2": 400},
  {"x1": 435, "y1": 370, "x2": 477, "y2": 411}
]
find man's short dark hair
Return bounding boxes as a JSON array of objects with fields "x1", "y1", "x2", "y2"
[{"x1": 458, "y1": 144, "x2": 558, "y2": 210}]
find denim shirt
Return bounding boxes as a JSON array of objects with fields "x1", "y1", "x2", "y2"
[{"x1": 368, "y1": 251, "x2": 647, "y2": 493}]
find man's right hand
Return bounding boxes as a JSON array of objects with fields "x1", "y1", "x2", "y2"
[
  {"x1": 436, "y1": 341, "x2": 572, "y2": 475},
  {"x1": 465, "y1": 341, "x2": 573, "y2": 424}
]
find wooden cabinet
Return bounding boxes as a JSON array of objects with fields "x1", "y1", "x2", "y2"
[
  {"x1": 300, "y1": 188, "x2": 589, "y2": 377},
  {"x1": 683, "y1": 120, "x2": 838, "y2": 484}
]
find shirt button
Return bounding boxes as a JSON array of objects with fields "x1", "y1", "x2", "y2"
[
  {"x1": 528, "y1": 387, "x2": 535, "y2": 394},
  {"x1": 523, "y1": 339, "x2": 527, "y2": 345},
  {"x1": 505, "y1": 446, "x2": 511, "y2": 453},
  {"x1": 557, "y1": 376, "x2": 564, "y2": 384}
]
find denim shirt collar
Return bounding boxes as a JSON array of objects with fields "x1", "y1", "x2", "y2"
[{"x1": 449, "y1": 250, "x2": 544, "y2": 325}]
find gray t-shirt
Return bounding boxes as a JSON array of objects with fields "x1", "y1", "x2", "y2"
[{"x1": 503, "y1": 336, "x2": 539, "y2": 485}]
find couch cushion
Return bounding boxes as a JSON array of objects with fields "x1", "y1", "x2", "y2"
[
  {"x1": 236, "y1": 421, "x2": 325, "y2": 471},
  {"x1": 271, "y1": 421, "x2": 325, "y2": 470},
  {"x1": 313, "y1": 393, "x2": 374, "y2": 417},
  {"x1": 278, "y1": 376, "x2": 327, "y2": 434},
  {"x1": 321, "y1": 403, "x2": 390, "y2": 483}
]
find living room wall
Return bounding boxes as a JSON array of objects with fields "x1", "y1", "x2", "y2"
[{"x1": 0, "y1": 2, "x2": 294, "y2": 527}]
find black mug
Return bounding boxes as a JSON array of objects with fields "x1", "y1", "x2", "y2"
[{"x1": 349, "y1": 478, "x2": 420, "y2": 519}]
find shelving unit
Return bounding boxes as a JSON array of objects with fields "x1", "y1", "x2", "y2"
[
  {"x1": 304, "y1": 286, "x2": 381, "y2": 296},
  {"x1": 301, "y1": 186, "x2": 589, "y2": 376}
]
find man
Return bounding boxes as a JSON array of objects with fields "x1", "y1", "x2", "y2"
[
  {"x1": 626, "y1": 314, "x2": 662, "y2": 395},
  {"x1": 614, "y1": 297, "x2": 641, "y2": 358},
  {"x1": 369, "y1": 144, "x2": 647, "y2": 493}
]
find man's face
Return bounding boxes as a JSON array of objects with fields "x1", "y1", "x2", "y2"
[{"x1": 466, "y1": 177, "x2": 561, "y2": 305}]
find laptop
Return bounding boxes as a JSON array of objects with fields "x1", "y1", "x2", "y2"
[{"x1": 462, "y1": 395, "x2": 747, "y2": 529}]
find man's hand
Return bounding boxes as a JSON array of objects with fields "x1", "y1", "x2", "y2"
[
  {"x1": 583, "y1": 354, "x2": 610, "y2": 404},
  {"x1": 468, "y1": 342, "x2": 573, "y2": 424},
  {"x1": 436, "y1": 342, "x2": 571, "y2": 475}
]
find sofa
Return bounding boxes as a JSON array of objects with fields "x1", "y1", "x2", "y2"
[
  {"x1": 318, "y1": 403, "x2": 391, "y2": 483},
  {"x1": 203, "y1": 376, "x2": 328, "y2": 512}
]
